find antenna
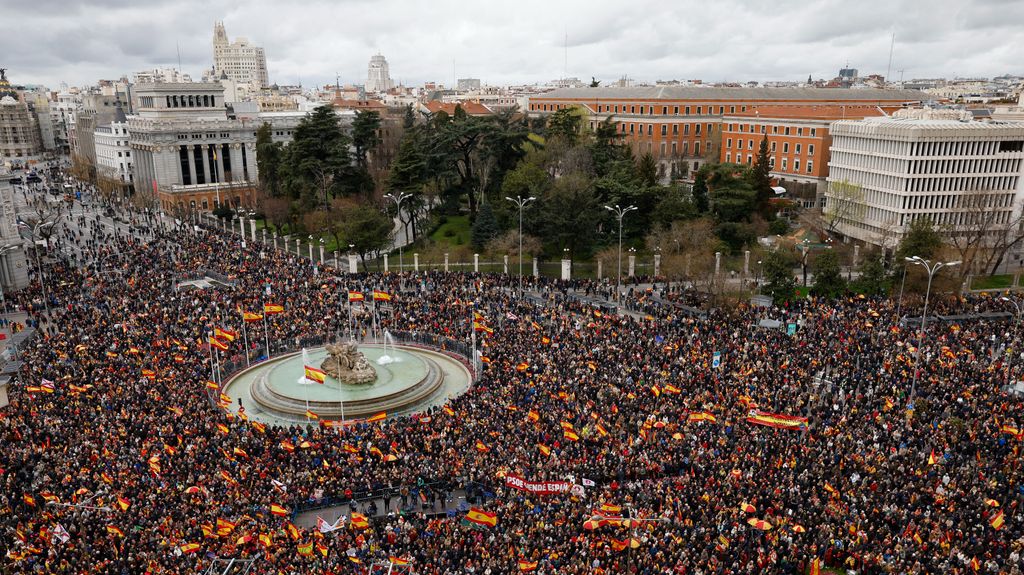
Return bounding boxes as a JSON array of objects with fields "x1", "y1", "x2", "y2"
[
  {"x1": 177, "y1": 41, "x2": 182, "y2": 72},
  {"x1": 886, "y1": 31, "x2": 895, "y2": 83},
  {"x1": 564, "y1": 28, "x2": 568, "y2": 82}
]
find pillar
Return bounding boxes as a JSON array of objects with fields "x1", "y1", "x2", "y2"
[
  {"x1": 473, "y1": 253, "x2": 479, "y2": 273},
  {"x1": 503, "y1": 255, "x2": 509, "y2": 274},
  {"x1": 561, "y1": 257, "x2": 571, "y2": 280},
  {"x1": 532, "y1": 258, "x2": 539, "y2": 278},
  {"x1": 597, "y1": 259, "x2": 603, "y2": 280},
  {"x1": 853, "y1": 244, "x2": 860, "y2": 269},
  {"x1": 186, "y1": 145, "x2": 198, "y2": 187},
  {"x1": 654, "y1": 254, "x2": 661, "y2": 277},
  {"x1": 444, "y1": 253, "x2": 449, "y2": 272},
  {"x1": 199, "y1": 145, "x2": 211, "y2": 185},
  {"x1": 261, "y1": 228, "x2": 267, "y2": 244},
  {"x1": 333, "y1": 251, "x2": 339, "y2": 268},
  {"x1": 251, "y1": 221, "x2": 257, "y2": 243},
  {"x1": 216, "y1": 146, "x2": 227, "y2": 184},
  {"x1": 240, "y1": 218, "x2": 247, "y2": 239},
  {"x1": 319, "y1": 244, "x2": 324, "y2": 263},
  {"x1": 628, "y1": 253, "x2": 636, "y2": 277},
  {"x1": 296, "y1": 238, "x2": 302, "y2": 257},
  {"x1": 715, "y1": 252, "x2": 722, "y2": 276},
  {"x1": 348, "y1": 253, "x2": 358, "y2": 274},
  {"x1": 273, "y1": 235, "x2": 278, "y2": 251},
  {"x1": 383, "y1": 254, "x2": 389, "y2": 272},
  {"x1": 414, "y1": 253, "x2": 420, "y2": 272},
  {"x1": 744, "y1": 250, "x2": 750, "y2": 276}
]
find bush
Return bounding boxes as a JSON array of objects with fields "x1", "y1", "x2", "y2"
[{"x1": 768, "y1": 218, "x2": 790, "y2": 236}]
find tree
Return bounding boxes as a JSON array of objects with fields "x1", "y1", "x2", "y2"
[
  {"x1": 471, "y1": 202, "x2": 500, "y2": 251},
  {"x1": 823, "y1": 180, "x2": 865, "y2": 235},
  {"x1": 590, "y1": 77, "x2": 601, "y2": 88},
  {"x1": 852, "y1": 254, "x2": 888, "y2": 296},
  {"x1": 895, "y1": 217, "x2": 943, "y2": 262},
  {"x1": 536, "y1": 173, "x2": 601, "y2": 257},
  {"x1": 279, "y1": 105, "x2": 353, "y2": 202},
  {"x1": 702, "y1": 163, "x2": 757, "y2": 223},
  {"x1": 339, "y1": 200, "x2": 392, "y2": 270},
  {"x1": 546, "y1": 107, "x2": 586, "y2": 145},
  {"x1": 762, "y1": 250, "x2": 797, "y2": 302},
  {"x1": 255, "y1": 123, "x2": 284, "y2": 198},
  {"x1": 636, "y1": 153, "x2": 658, "y2": 187},
  {"x1": 810, "y1": 249, "x2": 846, "y2": 298},
  {"x1": 750, "y1": 135, "x2": 773, "y2": 216},
  {"x1": 691, "y1": 170, "x2": 709, "y2": 213}
]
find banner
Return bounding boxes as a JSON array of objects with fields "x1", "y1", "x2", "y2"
[
  {"x1": 746, "y1": 411, "x2": 808, "y2": 431},
  {"x1": 504, "y1": 474, "x2": 572, "y2": 495}
]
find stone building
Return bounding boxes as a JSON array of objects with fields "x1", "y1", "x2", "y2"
[
  {"x1": 0, "y1": 70, "x2": 44, "y2": 165},
  {"x1": 212, "y1": 22, "x2": 269, "y2": 90},
  {"x1": 0, "y1": 164, "x2": 29, "y2": 294}
]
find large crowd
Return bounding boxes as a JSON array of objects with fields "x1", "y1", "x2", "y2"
[{"x1": 1, "y1": 192, "x2": 1023, "y2": 575}]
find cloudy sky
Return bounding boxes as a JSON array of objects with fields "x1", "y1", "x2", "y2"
[{"x1": 3, "y1": 0, "x2": 1021, "y2": 89}]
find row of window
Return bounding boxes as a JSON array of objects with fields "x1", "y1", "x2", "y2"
[
  {"x1": 727, "y1": 124, "x2": 818, "y2": 138},
  {"x1": 727, "y1": 138, "x2": 815, "y2": 157},
  {"x1": 165, "y1": 94, "x2": 218, "y2": 108},
  {"x1": 533, "y1": 102, "x2": 749, "y2": 116},
  {"x1": 616, "y1": 122, "x2": 714, "y2": 137},
  {"x1": 725, "y1": 152, "x2": 815, "y2": 174}
]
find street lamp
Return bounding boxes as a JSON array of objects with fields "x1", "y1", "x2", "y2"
[
  {"x1": 905, "y1": 256, "x2": 960, "y2": 402},
  {"x1": 604, "y1": 204, "x2": 637, "y2": 304},
  {"x1": 799, "y1": 238, "x2": 811, "y2": 287},
  {"x1": 505, "y1": 195, "x2": 536, "y2": 293},
  {"x1": 384, "y1": 192, "x2": 411, "y2": 273},
  {"x1": 307, "y1": 235, "x2": 314, "y2": 261}
]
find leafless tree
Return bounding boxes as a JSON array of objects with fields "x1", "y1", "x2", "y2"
[
  {"x1": 822, "y1": 179, "x2": 866, "y2": 236},
  {"x1": 943, "y1": 192, "x2": 1024, "y2": 276}
]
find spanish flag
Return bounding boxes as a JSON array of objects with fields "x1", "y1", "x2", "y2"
[
  {"x1": 348, "y1": 291, "x2": 365, "y2": 302},
  {"x1": 210, "y1": 337, "x2": 229, "y2": 351},
  {"x1": 258, "y1": 533, "x2": 272, "y2": 548},
  {"x1": 350, "y1": 512, "x2": 369, "y2": 530},
  {"x1": 563, "y1": 429, "x2": 580, "y2": 442},
  {"x1": 373, "y1": 290, "x2": 391, "y2": 301},
  {"x1": 527, "y1": 410, "x2": 540, "y2": 423},
  {"x1": 141, "y1": 369, "x2": 156, "y2": 380},
  {"x1": 270, "y1": 504, "x2": 288, "y2": 517},
  {"x1": 990, "y1": 510, "x2": 1005, "y2": 530},
  {"x1": 688, "y1": 412, "x2": 717, "y2": 424},
  {"x1": 595, "y1": 423, "x2": 609, "y2": 437},
  {"x1": 251, "y1": 421, "x2": 266, "y2": 433},
  {"x1": 928, "y1": 449, "x2": 938, "y2": 465},
  {"x1": 366, "y1": 412, "x2": 387, "y2": 423},
  {"x1": 475, "y1": 441, "x2": 489, "y2": 452},
  {"x1": 106, "y1": 525, "x2": 124, "y2": 538},
  {"x1": 304, "y1": 365, "x2": 326, "y2": 384},
  {"x1": 180, "y1": 543, "x2": 201, "y2": 554},
  {"x1": 305, "y1": 410, "x2": 318, "y2": 420},
  {"x1": 284, "y1": 522, "x2": 299, "y2": 541},
  {"x1": 518, "y1": 559, "x2": 538, "y2": 571},
  {"x1": 206, "y1": 380, "x2": 220, "y2": 390},
  {"x1": 215, "y1": 328, "x2": 237, "y2": 342},
  {"x1": 116, "y1": 496, "x2": 130, "y2": 512},
  {"x1": 297, "y1": 541, "x2": 314, "y2": 557},
  {"x1": 537, "y1": 444, "x2": 551, "y2": 457},
  {"x1": 389, "y1": 557, "x2": 410, "y2": 566},
  {"x1": 515, "y1": 362, "x2": 529, "y2": 372},
  {"x1": 465, "y1": 507, "x2": 497, "y2": 528},
  {"x1": 243, "y1": 311, "x2": 263, "y2": 322},
  {"x1": 809, "y1": 558, "x2": 822, "y2": 575},
  {"x1": 443, "y1": 405, "x2": 456, "y2": 416},
  {"x1": 263, "y1": 303, "x2": 284, "y2": 314}
]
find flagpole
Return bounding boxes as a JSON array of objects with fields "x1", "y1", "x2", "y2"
[
  {"x1": 262, "y1": 306, "x2": 271, "y2": 360},
  {"x1": 240, "y1": 309, "x2": 251, "y2": 367},
  {"x1": 207, "y1": 330, "x2": 216, "y2": 387}
]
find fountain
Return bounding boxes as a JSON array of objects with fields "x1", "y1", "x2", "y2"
[{"x1": 376, "y1": 330, "x2": 401, "y2": 365}]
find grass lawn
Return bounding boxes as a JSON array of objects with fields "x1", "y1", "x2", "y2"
[
  {"x1": 971, "y1": 274, "x2": 1014, "y2": 291},
  {"x1": 429, "y1": 216, "x2": 471, "y2": 249}
]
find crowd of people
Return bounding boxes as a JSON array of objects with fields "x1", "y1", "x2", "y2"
[{"x1": 1, "y1": 197, "x2": 1023, "y2": 575}]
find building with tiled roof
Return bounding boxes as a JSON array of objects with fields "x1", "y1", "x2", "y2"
[{"x1": 421, "y1": 100, "x2": 493, "y2": 117}]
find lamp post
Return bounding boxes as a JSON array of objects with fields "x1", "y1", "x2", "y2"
[
  {"x1": 905, "y1": 256, "x2": 960, "y2": 402},
  {"x1": 384, "y1": 192, "x2": 411, "y2": 273},
  {"x1": 799, "y1": 238, "x2": 811, "y2": 287},
  {"x1": 307, "y1": 235, "x2": 314, "y2": 261},
  {"x1": 505, "y1": 195, "x2": 536, "y2": 294},
  {"x1": 756, "y1": 259, "x2": 763, "y2": 296},
  {"x1": 604, "y1": 204, "x2": 637, "y2": 304}
]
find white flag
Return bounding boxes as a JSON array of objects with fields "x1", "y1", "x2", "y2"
[
  {"x1": 582, "y1": 478, "x2": 596, "y2": 487},
  {"x1": 317, "y1": 516, "x2": 341, "y2": 533},
  {"x1": 271, "y1": 479, "x2": 287, "y2": 493},
  {"x1": 52, "y1": 523, "x2": 70, "y2": 544}
]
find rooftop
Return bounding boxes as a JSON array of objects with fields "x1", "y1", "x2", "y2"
[{"x1": 534, "y1": 86, "x2": 925, "y2": 102}]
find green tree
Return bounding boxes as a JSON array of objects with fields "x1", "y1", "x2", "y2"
[
  {"x1": 750, "y1": 135, "x2": 773, "y2": 216},
  {"x1": 652, "y1": 185, "x2": 698, "y2": 229},
  {"x1": 279, "y1": 105, "x2": 352, "y2": 204},
  {"x1": 895, "y1": 217, "x2": 942, "y2": 262},
  {"x1": 852, "y1": 255, "x2": 888, "y2": 296},
  {"x1": 471, "y1": 202, "x2": 501, "y2": 251},
  {"x1": 339, "y1": 200, "x2": 392, "y2": 270},
  {"x1": 637, "y1": 153, "x2": 658, "y2": 187},
  {"x1": 702, "y1": 163, "x2": 757, "y2": 223},
  {"x1": 546, "y1": 107, "x2": 585, "y2": 145},
  {"x1": 691, "y1": 170, "x2": 709, "y2": 213},
  {"x1": 255, "y1": 122, "x2": 284, "y2": 198},
  {"x1": 763, "y1": 250, "x2": 797, "y2": 302},
  {"x1": 810, "y1": 249, "x2": 846, "y2": 298},
  {"x1": 536, "y1": 173, "x2": 601, "y2": 257},
  {"x1": 352, "y1": 110, "x2": 382, "y2": 169}
]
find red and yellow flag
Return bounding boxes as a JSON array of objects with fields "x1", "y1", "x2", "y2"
[
  {"x1": 350, "y1": 512, "x2": 369, "y2": 530},
  {"x1": 209, "y1": 337, "x2": 229, "y2": 351},
  {"x1": 465, "y1": 507, "x2": 497, "y2": 528},
  {"x1": 263, "y1": 304, "x2": 284, "y2": 314},
  {"x1": 348, "y1": 291, "x2": 365, "y2": 302},
  {"x1": 270, "y1": 504, "x2": 288, "y2": 517},
  {"x1": 304, "y1": 365, "x2": 326, "y2": 384},
  {"x1": 215, "y1": 328, "x2": 237, "y2": 342},
  {"x1": 366, "y1": 412, "x2": 387, "y2": 423},
  {"x1": 518, "y1": 559, "x2": 538, "y2": 572},
  {"x1": 243, "y1": 311, "x2": 263, "y2": 322},
  {"x1": 373, "y1": 290, "x2": 391, "y2": 301},
  {"x1": 990, "y1": 510, "x2": 1005, "y2": 530},
  {"x1": 180, "y1": 543, "x2": 201, "y2": 554}
]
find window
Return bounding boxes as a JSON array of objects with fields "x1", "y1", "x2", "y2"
[
  {"x1": 781, "y1": 158, "x2": 787, "y2": 171},
  {"x1": 647, "y1": 124, "x2": 653, "y2": 135},
  {"x1": 730, "y1": 106, "x2": 736, "y2": 113},
  {"x1": 672, "y1": 124, "x2": 678, "y2": 135},
  {"x1": 807, "y1": 160, "x2": 813, "y2": 174},
  {"x1": 747, "y1": 154, "x2": 752, "y2": 164},
  {"x1": 783, "y1": 142, "x2": 789, "y2": 153},
  {"x1": 771, "y1": 142, "x2": 776, "y2": 152},
  {"x1": 808, "y1": 144, "x2": 815, "y2": 156},
  {"x1": 726, "y1": 153, "x2": 732, "y2": 162},
  {"x1": 684, "y1": 106, "x2": 691, "y2": 115},
  {"x1": 696, "y1": 106, "x2": 702, "y2": 114},
  {"x1": 773, "y1": 126, "x2": 779, "y2": 134},
  {"x1": 748, "y1": 140, "x2": 753, "y2": 150},
  {"x1": 810, "y1": 128, "x2": 816, "y2": 137},
  {"x1": 661, "y1": 125, "x2": 667, "y2": 136},
  {"x1": 695, "y1": 124, "x2": 702, "y2": 135},
  {"x1": 794, "y1": 159, "x2": 800, "y2": 172},
  {"x1": 736, "y1": 140, "x2": 743, "y2": 150},
  {"x1": 795, "y1": 144, "x2": 801, "y2": 155},
  {"x1": 694, "y1": 142, "x2": 701, "y2": 156},
  {"x1": 673, "y1": 106, "x2": 679, "y2": 114},
  {"x1": 797, "y1": 128, "x2": 803, "y2": 136},
  {"x1": 630, "y1": 106, "x2": 635, "y2": 114},
  {"x1": 727, "y1": 138, "x2": 733, "y2": 148},
  {"x1": 784, "y1": 127, "x2": 791, "y2": 135},
  {"x1": 683, "y1": 124, "x2": 690, "y2": 135},
  {"x1": 662, "y1": 106, "x2": 668, "y2": 115},
  {"x1": 740, "y1": 124, "x2": 745, "y2": 133}
]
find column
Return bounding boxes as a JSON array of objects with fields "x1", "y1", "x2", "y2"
[
  {"x1": 348, "y1": 254, "x2": 358, "y2": 274},
  {"x1": 414, "y1": 253, "x2": 420, "y2": 272},
  {"x1": 239, "y1": 218, "x2": 246, "y2": 238},
  {"x1": 597, "y1": 259, "x2": 603, "y2": 280},
  {"x1": 561, "y1": 257, "x2": 571, "y2": 281},
  {"x1": 743, "y1": 250, "x2": 750, "y2": 276},
  {"x1": 473, "y1": 254, "x2": 479, "y2": 273},
  {"x1": 853, "y1": 244, "x2": 860, "y2": 269},
  {"x1": 186, "y1": 145, "x2": 198, "y2": 186},
  {"x1": 715, "y1": 252, "x2": 722, "y2": 276},
  {"x1": 628, "y1": 253, "x2": 636, "y2": 277},
  {"x1": 251, "y1": 222, "x2": 256, "y2": 243},
  {"x1": 532, "y1": 258, "x2": 539, "y2": 278},
  {"x1": 230, "y1": 145, "x2": 243, "y2": 182},
  {"x1": 199, "y1": 145, "x2": 211, "y2": 186},
  {"x1": 383, "y1": 254, "x2": 389, "y2": 272},
  {"x1": 444, "y1": 253, "x2": 449, "y2": 272},
  {"x1": 333, "y1": 251, "x2": 339, "y2": 268},
  {"x1": 503, "y1": 255, "x2": 508, "y2": 274},
  {"x1": 654, "y1": 254, "x2": 662, "y2": 277},
  {"x1": 216, "y1": 145, "x2": 227, "y2": 184}
]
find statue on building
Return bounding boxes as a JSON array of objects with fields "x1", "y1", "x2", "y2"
[{"x1": 320, "y1": 340, "x2": 376, "y2": 384}]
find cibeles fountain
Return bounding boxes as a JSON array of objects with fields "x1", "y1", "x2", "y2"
[{"x1": 223, "y1": 336, "x2": 472, "y2": 426}]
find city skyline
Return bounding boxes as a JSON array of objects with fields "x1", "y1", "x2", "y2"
[{"x1": 2, "y1": 0, "x2": 1022, "y2": 89}]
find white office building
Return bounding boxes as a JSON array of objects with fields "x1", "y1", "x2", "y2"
[
  {"x1": 366, "y1": 54, "x2": 394, "y2": 94},
  {"x1": 94, "y1": 105, "x2": 132, "y2": 187},
  {"x1": 212, "y1": 22, "x2": 269, "y2": 89},
  {"x1": 826, "y1": 108, "x2": 1024, "y2": 253}
]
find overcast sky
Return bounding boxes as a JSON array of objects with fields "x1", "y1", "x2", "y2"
[{"x1": 2, "y1": 0, "x2": 1021, "y2": 90}]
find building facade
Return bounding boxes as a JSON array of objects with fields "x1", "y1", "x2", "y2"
[
  {"x1": 94, "y1": 105, "x2": 133, "y2": 194},
  {"x1": 0, "y1": 71, "x2": 44, "y2": 165},
  {"x1": 0, "y1": 165, "x2": 29, "y2": 293},
  {"x1": 825, "y1": 108, "x2": 1024, "y2": 255},
  {"x1": 528, "y1": 86, "x2": 923, "y2": 181},
  {"x1": 129, "y1": 82, "x2": 260, "y2": 214},
  {"x1": 366, "y1": 54, "x2": 394, "y2": 94},
  {"x1": 212, "y1": 22, "x2": 269, "y2": 89}
]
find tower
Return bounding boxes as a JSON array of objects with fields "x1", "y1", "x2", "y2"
[{"x1": 366, "y1": 54, "x2": 394, "y2": 94}]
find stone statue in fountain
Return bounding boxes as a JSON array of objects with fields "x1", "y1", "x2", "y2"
[{"x1": 320, "y1": 340, "x2": 376, "y2": 384}]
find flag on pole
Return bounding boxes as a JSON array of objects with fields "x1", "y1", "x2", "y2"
[
  {"x1": 347, "y1": 291, "x2": 365, "y2": 302},
  {"x1": 372, "y1": 290, "x2": 391, "y2": 301},
  {"x1": 243, "y1": 311, "x2": 263, "y2": 322},
  {"x1": 317, "y1": 516, "x2": 341, "y2": 533},
  {"x1": 209, "y1": 337, "x2": 229, "y2": 351},
  {"x1": 51, "y1": 523, "x2": 70, "y2": 545},
  {"x1": 215, "y1": 328, "x2": 237, "y2": 342},
  {"x1": 304, "y1": 366, "x2": 326, "y2": 384},
  {"x1": 263, "y1": 304, "x2": 284, "y2": 314}
]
